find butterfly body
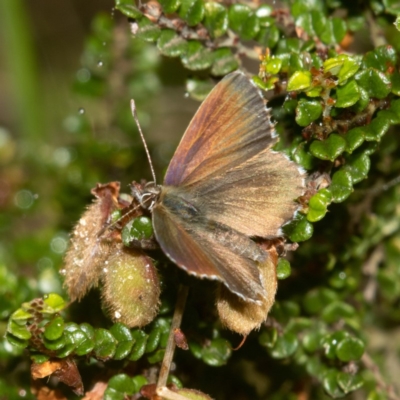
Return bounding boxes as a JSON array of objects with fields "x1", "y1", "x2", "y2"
[{"x1": 133, "y1": 71, "x2": 305, "y2": 303}]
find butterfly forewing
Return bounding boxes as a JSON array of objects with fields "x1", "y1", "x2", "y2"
[
  {"x1": 164, "y1": 72, "x2": 277, "y2": 187},
  {"x1": 164, "y1": 71, "x2": 304, "y2": 238}
]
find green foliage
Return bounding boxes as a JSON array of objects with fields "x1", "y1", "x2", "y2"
[{"x1": 2, "y1": 0, "x2": 400, "y2": 399}]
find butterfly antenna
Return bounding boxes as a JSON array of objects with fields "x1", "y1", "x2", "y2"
[{"x1": 130, "y1": 99, "x2": 157, "y2": 184}]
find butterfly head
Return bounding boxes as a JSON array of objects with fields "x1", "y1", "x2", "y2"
[{"x1": 131, "y1": 181, "x2": 161, "y2": 211}]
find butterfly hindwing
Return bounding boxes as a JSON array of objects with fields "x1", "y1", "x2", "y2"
[{"x1": 152, "y1": 186, "x2": 266, "y2": 302}]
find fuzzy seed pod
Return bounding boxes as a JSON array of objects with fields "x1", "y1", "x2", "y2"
[
  {"x1": 101, "y1": 247, "x2": 160, "y2": 328},
  {"x1": 62, "y1": 182, "x2": 121, "y2": 301}
]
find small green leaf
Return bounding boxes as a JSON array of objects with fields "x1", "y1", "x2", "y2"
[
  {"x1": 337, "y1": 372, "x2": 364, "y2": 393},
  {"x1": 307, "y1": 188, "x2": 332, "y2": 222},
  {"x1": 352, "y1": 86, "x2": 369, "y2": 112},
  {"x1": 258, "y1": 328, "x2": 278, "y2": 348},
  {"x1": 391, "y1": 70, "x2": 400, "y2": 95},
  {"x1": 343, "y1": 151, "x2": 370, "y2": 184},
  {"x1": 57, "y1": 332, "x2": 77, "y2": 358},
  {"x1": 309, "y1": 134, "x2": 346, "y2": 161},
  {"x1": 269, "y1": 331, "x2": 298, "y2": 359},
  {"x1": 286, "y1": 217, "x2": 314, "y2": 242},
  {"x1": 228, "y1": 4, "x2": 260, "y2": 40},
  {"x1": 5, "y1": 333, "x2": 29, "y2": 350},
  {"x1": 10, "y1": 308, "x2": 32, "y2": 321},
  {"x1": 204, "y1": 2, "x2": 228, "y2": 38},
  {"x1": 338, "y1": 58, "x2": 361, "y2": 83},
  {"x1": 43, "y1": 335, "x2": 66, "y2": 351},
  {"x1": 295, "y1": 99, "x2": 323, "y2": 126},
  {"x1": 80, "y1": 323, "x2": 95, "y2": 339},
  {"x1": 201, "y1": 338, "x2": 231, "y2": 366},
  {"x1": 181, "y1": 41, "x2": 213, "y2": 71},
  {"x1": 363, "y1": 45, "x2": 397, "y2": 72},
  {"x1": 31, "y1": 354, "x2": 50, "y2": 364},
  {"x1": 132, "y1": 375, "x2": 149, "y2": 393},
  {"x1": 147, "y1": 348, "x2": 165, "y2": 363},
  {"x1": 145, "y1": 327, "x2": 161, "y2": 353},
  {"x1": 311, "y1": 10, "x2": 327, "y2": 38},
  {"x1": 94, "y1": 328, "x2": 117, "y2": 360},
  {"x1": 321, "y1": 301, "x2": 356, "y2": 323},
  {"x1": 356, "y1": 68, "x2": 392, "y2": 99},
  {"x1": 211, "y1": 48, "x2": 238, "y2": 76},
  {"x1": 276, "y1": 258, "x2": 291, "y2": 280},
  {"x1": 110, "y1": 323, "x2": 134, "y2": 360},
  {"x1": 159, "y1": 0, "x2": 181, "y2": 13},
  {"x1": 335, "y1": 80, "x2": 360, "y2": 108},
  {"x1": 231, "y1": 8, "x2": 249, "y2": 29},
  {"x1": 186, "y1": 77, "x2": 214, "y2": 101},
  {"x1": 363, "y1": 116, "x2": 390, "y2": 142},
  {"x1": 135, "y1": 18, "x2": 161, "y2": 43},
  {"x1": 44, "y1": 316, "x2": 64, "y2": 341},
  {"x1": 287, "y1": 70, "x2": 312, "y2": 91},
  {"x1": 179, "y1": 0, "x2": 205, "y2": 26},
  {"x1": 157, "y1": 30, "x2": 187, "y2": 57},
  {"x1": 336, "y1": 337, "x2": 365, "y2": 361},
  {"x1": 324, "y1": 55, "x2": 361, "y2": 83},
  {"x1": 302, "y1": 331, "x2": 323, "y2": 353},
  {"x1": 104, "y1": 374, "x2": 136, "y2": 400},
  {"x1": 252, "y1": 75, "x2": 278, "y2": 91},
  {"x1": 344, "y1": 128, "x2": 365, "y2": 153},
  {"x1": 389, "y1": 98, "x2": 400, "y2": 121},
  {"x1": 323, "y1": 370, "x2": 346, "y2": 398},
  {"x1": 395, "y1": 16, "x2": 400, "y2": 32},
  {"x1": 129, "y1": 330, "x2": 148, "y2": 361},
  {"x1": 292, "y1": 141, "x2": 315, "y2": 170},
  {"x1": 303, "y1": 288, "x2": 338, "y2": 315},
  {"x1": 255, "y1": 4, "x2": 273, "y2": 24},
  {"x1": 331, "y1": 17, "x2": 347, "y2": 44},
  {"x1": 257, "y1": 25, "x2": 280, "y2": 48},
  {"x1": 321, "y1": 331, "x2": 349, "y2": 359},
  {"x1": 115, "y1": 0, "x2": 143, "y2": 18},
  {"x1": 264, "y1": 57, "x2": 282, "y2": 75},
  {"x1": 75, "y1": 331, "x2": 95, "y2": 356},
  {"x1": 43, "y1": 294, "x2": 66, "y2": 314},
  {"x1": 281, "y1": 301, "x2": 301, "y2": 318},
  {"x1": 7, "y1": 320, "x2": 31, "y2": 340},
  {"x1": 329, "y1": 170, "x2": 353, "y2": 203}
]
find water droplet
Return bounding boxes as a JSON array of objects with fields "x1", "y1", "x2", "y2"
[
  {"x1": 97, "y1": 60, "x2": 103, "y2": 67},
  {"x1": 184, "y1": 92, "x2": 190, "y2": 98},
  {"x1": 78, "y1": 108, "x2": 85, "y2": 115},
  {"x1": 76, "y1": 68, "x2": 91, "y2": 83},
  {"x1": 53, "y1": 147, "x2": 71, "y2": 167},
  {"x1": 51, "y1": 236, "x2": 68, "y2": 254},
  {"x1": 14, "y1": 190, "x2": 35, "y2": 209}
]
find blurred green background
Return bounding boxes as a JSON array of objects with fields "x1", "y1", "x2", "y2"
[{"x1": 0, "y1": 0, "x2": 200, "y2": 298}]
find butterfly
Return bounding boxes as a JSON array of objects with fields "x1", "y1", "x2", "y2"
[{"x1": 132, "y1": 71, "x2": 304, "y2": 303}]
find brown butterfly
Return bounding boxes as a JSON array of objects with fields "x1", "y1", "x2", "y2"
[{"x1": 132, "y1": 71, "x2": 304, "y2": 303}]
